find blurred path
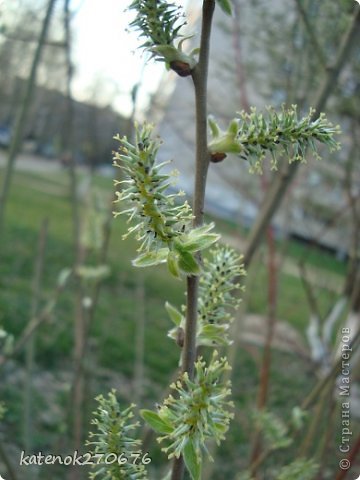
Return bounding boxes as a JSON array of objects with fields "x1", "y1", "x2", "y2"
[{"x1": 0, "y1": 150, "x2": 62, "y2": 173}]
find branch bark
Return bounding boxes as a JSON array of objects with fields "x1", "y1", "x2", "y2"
[{"x1": 171, "y1": 2, "x2": 215, "y2": 479}]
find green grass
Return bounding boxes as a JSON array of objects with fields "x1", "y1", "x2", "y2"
[
  {"x1": 281, "y1": 238, "x2": 347, "y2": 276},
  {"x1": 0, "y1": 167, "x2": 354, "y2": 479}
]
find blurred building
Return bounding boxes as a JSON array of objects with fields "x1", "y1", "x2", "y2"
[{"x1": 0, "y1": 77, "x2": 128, "y2": 168}]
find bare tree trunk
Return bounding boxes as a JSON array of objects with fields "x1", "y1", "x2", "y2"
[{"x1": 0, "y1": 0, "x2": 56, "y2": 236}]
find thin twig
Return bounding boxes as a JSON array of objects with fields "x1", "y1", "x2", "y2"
[
  {"x1": 250, "y1": 179, "x2": 278, "y2": 470},
  {"x1": 232, "y1": 0, "x2": 250, "y2": 112},
  {"x1": 62, "y1": 0, "x2": 88, "y2": 468},
  {"x1": 24, "y1": 218, "x2": 48, "y2": 451},
  {"x1": 297, "y1": 380, "x2": 332, "y2": 457},
  {"x1": 293, "y1": 0, "x2": 328, "y2": 70},
  {"x1": 299, "y1": 263, "x2": 323, "y2": 323}
]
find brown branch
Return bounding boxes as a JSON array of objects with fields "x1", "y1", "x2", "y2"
[
  {"x1": 171, "y1": 2, "x2": 215, "y2": 479},
  {"x1": 334, "y1": 436, "x2": 360, "y2": 480},
  {"x1": 250, "y1": 174, "x2": 278, "y2": 471},
  {"x1": 294, "y1": 0, "x2": 328, "y2": 70},
  {"x1": 299, "y1": 263, "x2": 322, "y2": 322}
]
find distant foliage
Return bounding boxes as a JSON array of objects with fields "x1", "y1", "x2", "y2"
[
  {"x1": 253, "y1": 410, "x2": 292, "y2": 450},
  {"x1": 276, "y1": 458, "x2": 319, "y2": 480}
]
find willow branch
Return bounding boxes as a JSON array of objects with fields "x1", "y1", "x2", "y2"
[{"x1": 171, "y1": 2, "x2": 215, "y2": 479}]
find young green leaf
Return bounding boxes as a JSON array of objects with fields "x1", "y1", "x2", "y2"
[
  {"x1": 178, "y1": 251, "x2": 200, "y2": 275},
  {"x1": 183, "y1": 440, "x2": 202, "y2": 480},
  {"x1": 217, "y1": 0, "x2": 232, "y2": 15},
  {"x1": 197, "y1": 323, "x2": 230, "y2": 346},
  {"x1": 165, "y1": 302, "x2": 184, "y2": 327},
  {"x1": 57, "y1": 268, "x2": 72, "y2": 287},
  {"x1": 132, "y1": 248, "x2": 169, "y2": 268},
  {"x1": 291, "y1": 407, "x2": 307, "y2": 431},
  {"x1": 167, "y1": 251, "x2": 181, "y2": 278},
  {"x1": 179, "y1": 233, "x2": 220, "y2": 253},
  {"x1": 140, "y1": 410, "x2": 173, "y2": 434},
  {"x1": 175, "y1": 223, "x2": 220, "y2": 253},
  {"x1": 76, "y1": 265, "x2": 110, "y2": 281}
]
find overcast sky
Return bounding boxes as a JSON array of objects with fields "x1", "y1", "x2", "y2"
[
  {"x1": 71, "y1": 0, "x2": 171, "y2": 116},
  {"x1": 0, "y1": 0, "x2": 194, "y2": 117}
]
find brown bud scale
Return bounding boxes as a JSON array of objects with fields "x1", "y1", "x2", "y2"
[
  {"x1": 176, "y1": 327, "x2": 185, "y2": 347},
  {"x1": 210, "y1": 152, "x2": 227, "y2": 163},
  {"x1": 170, "y1": 61, "x2": 192, "y2": 77}
]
